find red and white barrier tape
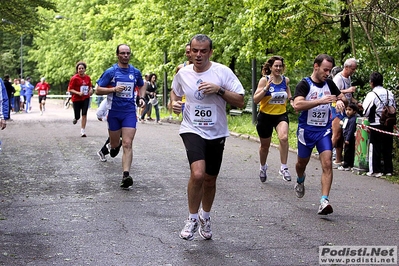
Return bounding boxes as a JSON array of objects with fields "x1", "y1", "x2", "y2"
[{"x1": 358, "y1": 124, "x2": 399, "y2": 137}]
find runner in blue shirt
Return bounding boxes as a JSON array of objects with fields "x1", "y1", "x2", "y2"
[{"x1": 96, "y1": 44, "x2": 146, "y2": 188}]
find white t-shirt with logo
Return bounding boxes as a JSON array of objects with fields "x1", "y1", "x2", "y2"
[{"x1": 172, "y1": 62, "x2": 245, "y2": 139}]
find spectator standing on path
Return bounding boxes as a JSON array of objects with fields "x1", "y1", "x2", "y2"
[
  {"x1": 13, "y1": 79, "x2": 21, "y2": 113},
  {"x1": 139, "y1": 74, "x2": 151, "y2": 122},
  {"x1": 338, "y1": 102, "x2": 359, "y2": 171},
  {"x1": 96, "y1": 44, "x2": 146, "y2": 188},
  {"x1": 362, "y1": 71, "x2": 396, "y2": 177},
  {"x1": 35, "y1": 77, "x2": 50, "y2": 115},
  {"x1": 253, "y1": 55, "x2": 293, "y2": 183},
  {"x1": 0, "y1": 78, "x2": 9, "y2": 129},
  {"x1": 171, "y1": 34, "x2": 245, "y2": 240},
  {"x1": 140, "y1": 73, "x2": 161, "y2": 124},
  {"x1": 68, "y1": 61, "x2": 93, "y2": 137},
  {"x1": 331, "y1": 58, "x2": 361, "y2": 168},
  {"x1": 292, "y1": 54, "x2": 347, "y2": 215},
  {"x1": 3, "y1": 75, "x2": 14, "y2": 120}
]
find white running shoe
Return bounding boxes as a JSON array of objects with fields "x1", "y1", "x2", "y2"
[
  {"x1": 338, "y1": 166, "x2": 351, "y2": 171},
  {"x1": 279, "y1": 168, "x2": 292, "y2": 181},
  {"x1": 198, "y1": 209, "x2": 212, "y2": 240},
  {"x1": 318, "y1": 199, "x2": 333, "y2": 215},
  {"x1": 332, "y1": 161, "x2": 342, "y2": 169},
  {"x1": 366, "y1": 172, "x2": 382, "y2": 178},
  {"x1": 179, "y1": 218, "x2": 199, "y2": 241}
]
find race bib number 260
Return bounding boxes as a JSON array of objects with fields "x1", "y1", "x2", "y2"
[{"x1": 191, "y1": 104, "x2": 217, "y2": 127}]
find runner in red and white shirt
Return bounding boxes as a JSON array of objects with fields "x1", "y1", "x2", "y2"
[{"x1": 35, "y1": 77, "x2": 50, "y2": 115}]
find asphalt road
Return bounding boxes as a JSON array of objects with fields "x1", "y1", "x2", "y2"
[{"x1": 0, "y1": 99, "x2": 398, "y2": 265}]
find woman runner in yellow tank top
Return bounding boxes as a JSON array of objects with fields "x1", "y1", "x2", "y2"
[{"x1": 253, "y1": 55, "x2": 293, "y2": 183}]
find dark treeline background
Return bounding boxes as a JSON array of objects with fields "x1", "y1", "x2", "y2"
[{"x1": 1, "y1": 0, "x2": 399, "y2": 172}]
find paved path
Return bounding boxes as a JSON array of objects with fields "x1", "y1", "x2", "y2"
[{"x1": 0, "y1": 100, "x2": 398, "y2": 265}]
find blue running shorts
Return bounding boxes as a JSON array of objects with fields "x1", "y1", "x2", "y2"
[
  {"x1": 107, "y1": 110, "x2": 137, "y2": 131},
  {"x1": 297, "y1": 127, "x2": 332, "y2": 158}
]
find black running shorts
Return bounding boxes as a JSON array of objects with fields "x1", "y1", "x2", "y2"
[{"x1": 180, "y1": 133, "x2": 225, "y2": 176}]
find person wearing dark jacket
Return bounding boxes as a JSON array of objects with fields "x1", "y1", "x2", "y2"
[{"x1": 338, "y1": 102, "x2": 359, "y2": 171}]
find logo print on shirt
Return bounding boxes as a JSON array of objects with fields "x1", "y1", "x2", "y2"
[
  {"x1": 194, "y1": 79, "x2": 205, "y2": 100},
  {"x1": 129, "y1": 74, "x2": 134, "y2": 80}
]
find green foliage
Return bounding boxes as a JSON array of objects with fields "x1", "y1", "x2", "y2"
[
  {"x1": 1, "y1": 0, "x2": 398, "y2": 180},
  {"x1": 1, "y1": 0, "x2": 399, "y2": 100},
  {"x1": 0, "y1": 0, "x2": 57, "y2": 34}
]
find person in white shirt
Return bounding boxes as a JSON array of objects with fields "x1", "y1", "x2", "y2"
[
  {"x1": 331, "y1": 58, "x2": 361, "y2": 168},
  {"x1": 171, "y1": 34, "x2": 245, "y2": 241},
  {"x1": 362, "y1": 71, "x2": 396, "y2": 177}
]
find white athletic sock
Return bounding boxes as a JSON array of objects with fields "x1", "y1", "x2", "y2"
[
  {"x1": 188, "y1": 213, "x2": 198, "y2": 221},
  {"x1": 201, "y1": 210, "x2": 210, "y2": 220}
]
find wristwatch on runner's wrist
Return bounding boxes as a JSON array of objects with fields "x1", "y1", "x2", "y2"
[{"x1": 217, "y1": 87, "x2": 225, "y2": 96}]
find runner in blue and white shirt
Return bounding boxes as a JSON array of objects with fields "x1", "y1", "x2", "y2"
[
  {"x1": 96, "y1": 44, "x2": 146, "y2": 189},
  {"x1": 292, "y1": 54, "x2": 346, "y2": 216}
]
